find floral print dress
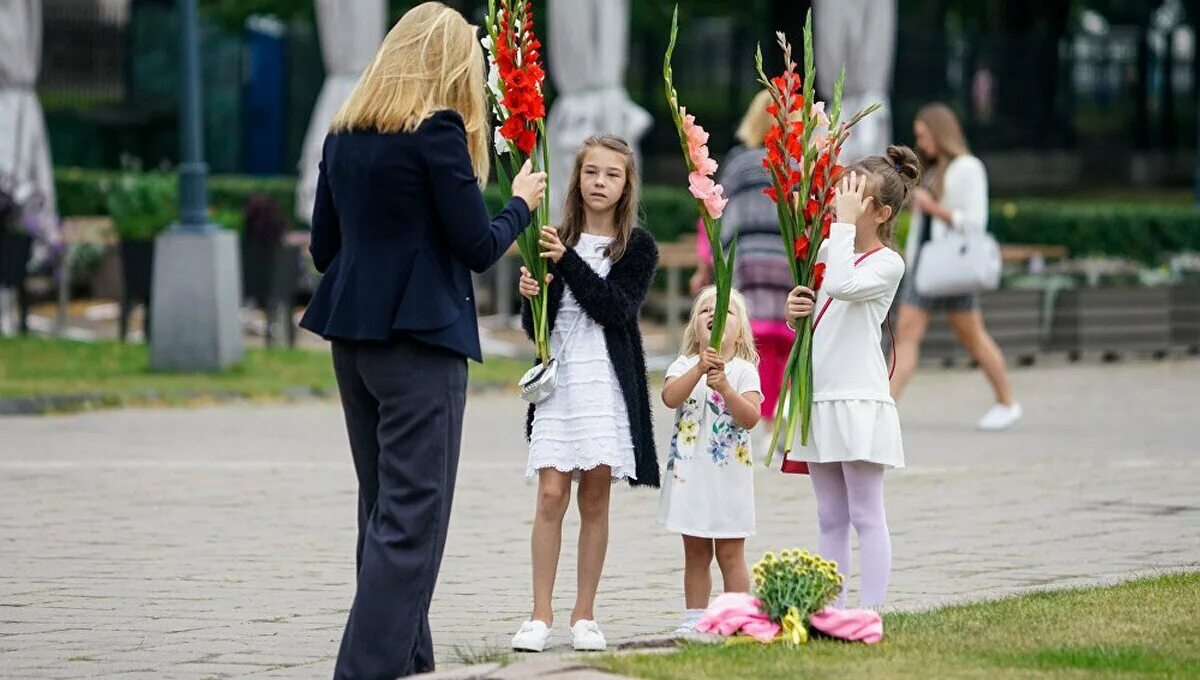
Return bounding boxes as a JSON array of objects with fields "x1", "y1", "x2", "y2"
[{"x1": 658, "y1": 355, "x2": 762, "y2": 538}]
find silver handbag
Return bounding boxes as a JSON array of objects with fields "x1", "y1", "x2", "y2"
[
  {"x1": 914, "y1": 231, "x2": 1002, "y2": 297},
  {"x1": 518, "y1": 312, "x2": 585, "y2": 404}
]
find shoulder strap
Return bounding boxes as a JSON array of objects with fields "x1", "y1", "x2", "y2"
[
  {"x1": 808, "y1": 247, "x2": 897, "y2": 378},
  {"x1": 551, "y1": 308, "x2": 587, "y2": 359},
  {"x1": 811, "y1": 247, "x2": 885, "y2": 331}
]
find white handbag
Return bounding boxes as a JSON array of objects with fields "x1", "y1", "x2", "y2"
[{"x1": 914, "y1": 231, "x2": 1002, "y2": 297}]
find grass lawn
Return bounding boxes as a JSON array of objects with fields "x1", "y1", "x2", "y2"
[
  {"x1": 596, "y1": 571, "x2": 1200, "y2": 679},
  {"x1": 0, "y1": 337, "x2": 532, "y2": 409}
]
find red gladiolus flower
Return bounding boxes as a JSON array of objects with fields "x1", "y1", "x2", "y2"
[
  {"x1": 803, "y1": 198, "x2": 819, "y2": 222},
  {"x1": 516, "y1": 128, "x2": 537, "y2": 155},
  {"x1": 499, "y1": 115, "x2": 525, "y2": 141},
  {"x1": 822, "y1": 214, "x2": 832, "y2": 238},
  {"x1": 794, "y1": 234, "x2": 810, "y2": 262},
  {"x1": 764, "y1": 186, "x2": 779, "y2": 203},
  {"x1": 812, "y1": 262, "x2": 826, "y2": 291}
]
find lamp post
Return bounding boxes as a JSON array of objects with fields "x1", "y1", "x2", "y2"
[
  {"x1": 176, "y1": 0, "x2": 210, "y2": 231},
  {"x1": 148, "y1": 0, "x2": 244, "y2": 371}
]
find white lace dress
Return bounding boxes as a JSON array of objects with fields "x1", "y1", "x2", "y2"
[{"x1": 527, "y1": 233, "x2": 637, "y2": 481}]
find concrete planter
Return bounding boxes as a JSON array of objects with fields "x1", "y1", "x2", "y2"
[
  {"x1": 1050, "y1": 287, "x2": 1172, "y2": 359},
  {"x1": 118, "y1": 238, "x2": 155, "y2": 341},
  {"x1": 1170, "y1": 285, "x2": 1200, "y2": 352},
  {"x1": 913, "y1": 289, "x2": 1043, "y2": 366},
  {"x1": 0, "y1": 231, "x2": 34, "y2": 334}
]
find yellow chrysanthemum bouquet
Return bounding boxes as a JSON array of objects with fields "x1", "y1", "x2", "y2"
[{"x1": 751, "y1": 548, "x2": 843, "y2": 645}]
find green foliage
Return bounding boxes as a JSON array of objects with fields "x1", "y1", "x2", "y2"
[
  {"x1": 55, "y1": 168, "x2": 292, "y2": 236},
  {"x1": 989, "y1": 200, "x2": 1200, "y2": 265},
  {"x1": 103, "y1": 169, "x2": 178, "y2": 240}
]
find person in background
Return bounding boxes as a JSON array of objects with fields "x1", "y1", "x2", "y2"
[{"x1": 889, "y1": 103, "x2": 1021, "y2": 431}]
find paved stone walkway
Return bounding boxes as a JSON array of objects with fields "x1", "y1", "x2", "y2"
[{"x1": 2, "y1": 360, "x2": 1199, "y2": 678}]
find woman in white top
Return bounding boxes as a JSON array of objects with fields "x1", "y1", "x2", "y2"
[
  {"x1": 890, "y1": 103, "x2": 1021, "y2": 431},
  {"x1": 785, "y1": 147, "x2": 918, "y2": 609}
]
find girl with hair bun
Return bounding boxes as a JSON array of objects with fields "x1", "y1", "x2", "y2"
[{"x1": 783, "y1": 145, "x2": 920, "y2": 610}]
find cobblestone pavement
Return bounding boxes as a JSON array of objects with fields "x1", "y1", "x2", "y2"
[{"x1": 2, "y1": 360, "x2": 1199, "y2": 678}]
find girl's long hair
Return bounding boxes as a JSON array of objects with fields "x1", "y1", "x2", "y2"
[
  {"x1": 331, "y1": 2, "x2": 489, "y2": 186},
  {"x1": 681, "y1": 286, "x2": 759, "y2": 365},
  {"x1": 558, "y1": 135, "x2": 640, "y2": 262}
]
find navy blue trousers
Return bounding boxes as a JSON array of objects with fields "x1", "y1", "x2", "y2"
[{"x1": 330, "y1": 338, "x2": 466, "y2": 679}]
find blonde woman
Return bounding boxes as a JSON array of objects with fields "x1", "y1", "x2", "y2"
[
  {"x1": 692, "y1": 91, "x2": 793, "y2": 438},
  {"x1": 890, "y1": 103, "x2": 1020, "y2": 431},
  {"x1": 297, "y1": 3, "x2": 546, "y2": 677}
]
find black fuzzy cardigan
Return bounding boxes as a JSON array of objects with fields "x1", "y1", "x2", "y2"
[{"x1": 522, "y1": 227, "x2": 660, "y2": 488}]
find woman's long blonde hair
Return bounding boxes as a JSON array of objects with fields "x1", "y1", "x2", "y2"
[
  {"x1": 681, "y1": 287, "x2": 759, "y2": 365},
  {"x1": 915, "y1": 103, "x2": 969, "y2": 198},
  {"x1": 331, "y1": 2, "x2": 489, "y2": 185},
  {"x1": 558, "y1": 136, "x2": 640, "y2": 262},
  {"x1": 734, "y1": 90, "x2": 774, "y2": 148}
]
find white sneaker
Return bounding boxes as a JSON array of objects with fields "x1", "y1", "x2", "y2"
[
  {"x1": 570, "y1": 619, "x2": 607, "y2": 651},
  {"x1": 672, "y1": 619, "x2": 699, "y2": 636},
  {"x1": 977, "y1": 402, "x2": 1022, "y2": 431},
  {"x1": 511, "y1": 620, "x2": 551, "y2": 652}
]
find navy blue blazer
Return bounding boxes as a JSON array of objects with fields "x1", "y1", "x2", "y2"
[{"x1": 299, "y1": 110, "x2": 532, "y2": 361}]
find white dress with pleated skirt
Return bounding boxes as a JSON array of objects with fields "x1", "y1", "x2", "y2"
[
  {"x1": 527, "y1": 233, "x2": 637, "y2": 481},
  {"x1": 789, "y1": 223, "x2": 906, "y2": 469}
]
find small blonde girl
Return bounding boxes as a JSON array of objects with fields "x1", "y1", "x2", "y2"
[{"x1": 659, "y1": 287, "x2": 762, "y2": 634}]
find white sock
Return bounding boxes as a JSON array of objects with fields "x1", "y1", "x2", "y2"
[{"x1": 684, "y1": 608, "x2": 705, "y2": 621}]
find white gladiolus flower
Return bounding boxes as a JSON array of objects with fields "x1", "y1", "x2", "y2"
[
  {"x1": 487, "y1": 63, "x2": 502, "y2": 99},
  {"x1": 494, "y1": 127, "x2": 510, "y2": 155}
]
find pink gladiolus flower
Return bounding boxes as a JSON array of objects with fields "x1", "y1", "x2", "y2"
[
  {"x1": 695, "y1": 155, "x2": 718, "y2": 176},
  {"x1": 688, "y1": 143, "x2": 712, "y2": 171},
  {"x1": 688, "y1": 171, "x2": 716, "y2": 200},
  {"x1": 703, "y1": 192, "x2": 728, "y2": 219},
  {"x1": 689, "y1": 172, "x2": 727, "y2": 219}
]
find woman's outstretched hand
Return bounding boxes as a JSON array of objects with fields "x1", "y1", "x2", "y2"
[{"x1": 511, "y1": 159, "x2": 548, "y2": 211}]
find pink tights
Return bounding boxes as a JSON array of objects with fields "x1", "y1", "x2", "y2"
[{"x1": 808, "y1": 461, "x2": 891, "y2": 608}]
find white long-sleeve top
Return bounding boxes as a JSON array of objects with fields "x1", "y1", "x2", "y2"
[
  {"x1": 812, "y1": 223, "x2": 906, "y2": 403},
  {"x1": 902, "y1": 154, "x2": 989, "y2": 269}
]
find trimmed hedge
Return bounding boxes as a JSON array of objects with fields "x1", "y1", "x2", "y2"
[
  {"x1": 989, "y1": 200, "x2": 1200, "y2": 265},
  {"x1": 54, "y1": 168, "x2": 1200, "y2": 263}
]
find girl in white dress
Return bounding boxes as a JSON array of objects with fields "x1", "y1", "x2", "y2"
[
  {"x1": 785, "y1": 146, "x2": 921, "y2": 609},
  {"x1": 511, "y1": 136, "x2": 660, "y2": 653},
  {"x1": 660, "y1": 287, "x2": 762, "y2": 633}
]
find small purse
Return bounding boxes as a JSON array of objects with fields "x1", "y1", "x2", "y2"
[{"x1": 518, "y1": 312, "x2": 585, "y2": 404}]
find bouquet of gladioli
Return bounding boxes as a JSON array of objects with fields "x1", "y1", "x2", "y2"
[
  {"x1": 663, "y1": 6, "x2": 734, "y2": 350},
  {"x1": 758, "y1": 14, "x2": 880, "y2": 461},
  {"x1": 483, "y1": 0, "x2": 553, "y2": 364},
  {"x1": 752, "y1": 548, "x2": 844, "y2": 645}
]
